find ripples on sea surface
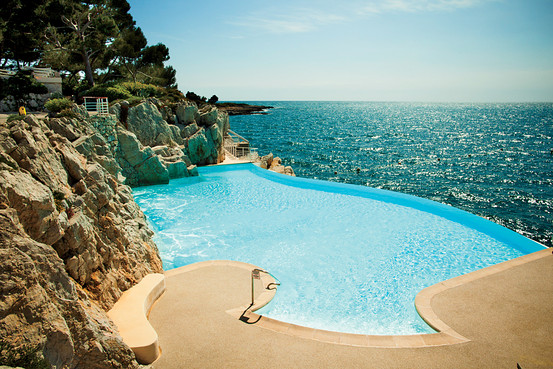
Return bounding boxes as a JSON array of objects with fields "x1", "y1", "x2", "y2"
[{"x1": 230, "y1": 102, "x2": 553, "y2": 247}]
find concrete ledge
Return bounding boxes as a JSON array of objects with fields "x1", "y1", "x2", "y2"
[
  {"x1": 107, "y1": 273, "x2": 166, "y2": 364},
  {"x1": 228, "y1": 249, "x2": 551, "y2": 348}
]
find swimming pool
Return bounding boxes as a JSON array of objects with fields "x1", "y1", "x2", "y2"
[{"x1": 133, "y1": 163, "x2": 545, "y2": 335}]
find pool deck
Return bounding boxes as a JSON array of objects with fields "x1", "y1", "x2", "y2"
[{"x1": 148, "y1": 249, "x2": 553, "y2": 369}]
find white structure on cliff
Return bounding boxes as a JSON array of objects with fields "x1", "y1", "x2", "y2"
[{"x1": 0, "y1": 67, "x2": 63, "y2": 94}]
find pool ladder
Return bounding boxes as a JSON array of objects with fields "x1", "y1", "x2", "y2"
[{"x1": 251, "y1": 268, "x2": 280, "y2": 307}]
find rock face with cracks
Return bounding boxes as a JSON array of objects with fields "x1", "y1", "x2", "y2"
[
  {"x1": 0, "y1": 100, "x2": 235, "y2": 367},
  {"x1": 0, "y1": 115, "x2": 162, "y2": 367}
]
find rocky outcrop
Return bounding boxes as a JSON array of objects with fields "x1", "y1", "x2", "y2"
[
  {"x1": 126, "y1": 101, "x2": 178, "y2": 147},
  {"x1": 0, "y1": 115, "x2": 162, "y2": 367},
  {"x1": 116, "y1": 128, "x2": 170, "y2": 187},
  {"x1": 125, "y1": 100, "x2": 230, "y2": 167},
  {"x1": 185, "y1": 105, "x2": 229, "y2": 165},
  {"x1": 259, "y1": 152, "x2": 295, "y2": 176},
  {"x1": 175, "y1": 100, "x2": 200, "y2": 125},
  {"x1": 216, "y1": 102, "x2": 273, "y2": 116},
  {"x1": 0, "y1": 98, "x2": 244, "y2": 366},
  {"x1": 0, "y1": 210, "x2": 139, "y2": 369}
]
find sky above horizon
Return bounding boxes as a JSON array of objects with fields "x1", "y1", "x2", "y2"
[{"x1": 128, "y1": 0, "x2": 553, "y2": 102}]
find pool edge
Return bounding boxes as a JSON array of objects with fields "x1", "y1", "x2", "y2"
[{"x1": 157, "y1": 250, "x2": 550, "y2": 349}]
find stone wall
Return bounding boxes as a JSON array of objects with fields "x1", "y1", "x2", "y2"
[
  {"x1": 89, "y1": 115, "x2": 119, "y2": 153},
  {"x1": 0, "y1": 93, "x2": 51, "y2": 112}
]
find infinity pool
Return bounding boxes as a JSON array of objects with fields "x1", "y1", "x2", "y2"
[{"x1": 133, "y1": 164, "x2": 544, "y2": 335}]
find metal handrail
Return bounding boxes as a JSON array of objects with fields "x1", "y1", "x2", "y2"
[
  {"x1": 83, "y1": 96, "x2": 109, "y2": 116},
  {"x1": 226, "y1": 129, "x2": 249, "y2": 144},
  {"x1": 251, "y1": 268, "x2": 280, "y2": 307}
]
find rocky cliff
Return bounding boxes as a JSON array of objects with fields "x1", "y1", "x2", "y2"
[
  {"x1": 112, "y1": 99, "x2": 229, "y2": 186},
  {"x1": 0, "y1": 99, "x2": 230, "y2": 367}
]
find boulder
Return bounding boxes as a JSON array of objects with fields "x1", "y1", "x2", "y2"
[
  {"x1": 187, "y1": 128, "x2": 214, "y2": 165},
  {"x1": 126, "y1": 101, "x2": 177, "y2": 147},
  {"x1": 0, "y1": 209, "x2": 141, "y2": 368},
  {"x1": 260, "y1": 153, "x2": 274, "y2": 169},
  {"x1": 115, "y1": 128, "x2": 169, "y2": 187},
  {"x1": 175, "y1": 100, "x2": 199, "y2": 125},
  {"x1": 183, "y1": 123, "x2": 200, "y2": 138}
]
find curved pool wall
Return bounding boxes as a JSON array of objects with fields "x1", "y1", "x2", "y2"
[
  {"x1": 133, "y1": 163, "x2": 545, "y2": 335},
  {"x1": 239, "y1": 163, "x2": 545, "y2": 255}
]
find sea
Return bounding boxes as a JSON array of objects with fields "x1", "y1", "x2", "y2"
[{"x1": 228, "y1": 101, "x2": 553, "y2": 247}]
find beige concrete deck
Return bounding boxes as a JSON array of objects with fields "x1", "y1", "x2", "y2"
[{"x1": 149, "y1": 249, "x2": 553, "y2": 369}]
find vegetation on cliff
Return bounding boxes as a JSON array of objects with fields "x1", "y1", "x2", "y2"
[{"x1": 1, "y1": 0, "x2": 176, "y2": 94}]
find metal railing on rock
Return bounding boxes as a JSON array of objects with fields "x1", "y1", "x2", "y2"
[
  {"x1": 224, "y1": 130, "x2": 258, "y2": 162},
  {"x1": 83, "y1": 96, "x2": 109, "y2": 116}
]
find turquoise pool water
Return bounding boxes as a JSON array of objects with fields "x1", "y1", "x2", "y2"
[{"x1": 133, "y1": 164, "x2": 544, "y2": 335}]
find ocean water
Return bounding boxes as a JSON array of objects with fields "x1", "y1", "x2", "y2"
[{"x1": 229, "y1": 102, "x2": 553, "y2": 247}]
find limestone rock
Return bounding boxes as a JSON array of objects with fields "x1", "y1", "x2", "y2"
[
  {"x1": 127, "y1": 101, "x2": 177, "y2": 147},
  {"x1": 0, "y1": 114, "x2": 163, "y2": 367},
  {"x1": 183, "y1": 123, "x2": 200, "y2": 138},
  {"x1": 199, "y1": 105, "x2": 219, "y2": 127},
  {"x1": 0, "y1": 209, "x2": 140, "y2": 368},
  {"x1": 116, "y1": 128, "x2": 170, "y2": 187},
  {"x1": 260, "y1": 153, "x2": 274, "y2": 169},
  {"x1": 186, "y1": 128, "x2": 213, "y2": 165},
  {"x1": 175, "y1": 100, "x2": 199, "y2": 125},
  {"x1": 258, "y1": 153, "x2": 295, "y2": 176}
]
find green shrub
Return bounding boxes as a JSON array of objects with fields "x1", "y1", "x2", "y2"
[
  {"x1": 164, "y1": 87, "x2": 185, "y2": 102},
  {"x1": 45, "y1": 98, "x2": 73, "y2": 113},
  {"x1": 0, "y1": 340, "x2": 49, "y2": 369},
  {"x1": 57, "y1": 108, "x2": 79, "y2": 119},
  {"x1": 6, "y1": 114, "x2": 26, "y2": 123},
  {"x1": 118, "y1": 81, "x2": 162, "y2": 98},
  {"x1": 85, "y1": 84, "x2": 132, "y2": 101},
  {"x1": 126, "y1": 96, "x2": 145, "y2": 106}
]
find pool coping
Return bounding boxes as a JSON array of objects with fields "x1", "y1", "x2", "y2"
[{"x1": 163, "y1": 249, "x2": 551, "y2": 349}]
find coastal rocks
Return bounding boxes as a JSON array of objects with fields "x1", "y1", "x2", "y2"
[
  {"x1": 126, "y1": 101, "x2": 177, "y2": 147},
  {"x1": 0, "y1": 209, "x2": 140, "y2": 369},
  {"x1": 259, "y1": 153, "x2": 295, "y2": 176},
  {"x1": 152, "y1": 146, "x2": 197, "y2": 179},
  {"x1": 116, "y1": 128, "x2": 170, "y2": 186},
  {"x1": 122, "y1": 100, "x2": 229, "y2": 167},
  {"x1": 259, "y1": 152, "x2": 273, "y2": 169},
  {"x1": 0, "y1": 114, "x2": 162, "y2": 367},
  {"x1": 175, "y1": 100, "x2": 200, "y2": 125},
  {"x1": 216, "y1": 102, "x2": 273, "y2": 116},
  {"x1": 186, "y1": 128, "x2": 214, "y2": 165}
]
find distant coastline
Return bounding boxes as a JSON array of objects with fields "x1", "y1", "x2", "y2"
[{"x1": 216, "y1": 102, "x2": 273, "y2": 115}]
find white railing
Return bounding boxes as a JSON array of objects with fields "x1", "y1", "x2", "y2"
[
  {"x1": 224, "y1": 130, "x2": 258, "y2": 162},
  {"x1": 0, "y1": 69, "x2": 16, "y2": 78},
  {"x1": 83, "y1": 96, "x2": 109, "y2": 115}
]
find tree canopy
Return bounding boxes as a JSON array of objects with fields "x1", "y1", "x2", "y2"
[{"x1": 0, "y1": 0, "x2": 177, "y2": 89}]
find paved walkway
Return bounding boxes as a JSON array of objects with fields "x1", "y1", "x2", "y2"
[
  {"x1": 149, "y1": 250, "x2": 553, "y2": 369},
  {"x1": 0, "y1": 112, "x2": 48, "y2": 123}
]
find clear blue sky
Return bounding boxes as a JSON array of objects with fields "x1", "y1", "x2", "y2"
[{"x1": 128, "y1": 0, "x2": 553, "y2": 102}]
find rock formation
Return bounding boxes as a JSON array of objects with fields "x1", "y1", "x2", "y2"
[
  {"x1": 0, "y1": 97, "x2": 275, "y2": 367},
  {"x1": 259, "y1": 152, "x2": 295, "y2": 176},
  {"x1": 111, "y1": 99, "x2": 230, "y2": 182},
  {"x1": 0, "y1": 114, "x2": 162, "y2": 367}
]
